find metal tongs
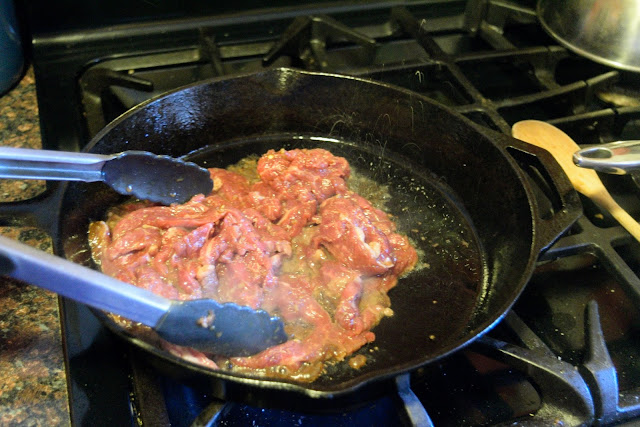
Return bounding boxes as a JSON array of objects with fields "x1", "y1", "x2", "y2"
[
  {"x1": 0, "y1": 235, "x2": 287, "y2": 357},
  {"x1": 0, "y1": 147, "x2": 213, "y2": 204},
  {"x1": 573, "y1": 141, "x2": 640, "y2": 175}
]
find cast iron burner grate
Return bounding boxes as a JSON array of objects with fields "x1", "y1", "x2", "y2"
[{"x1": 24, "y1": 1, "x2": 640, "y2": 426}]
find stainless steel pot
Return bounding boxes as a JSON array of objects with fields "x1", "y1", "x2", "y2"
[{"x1": 537, "y1": 0, "x2": 640, "y2": 73}]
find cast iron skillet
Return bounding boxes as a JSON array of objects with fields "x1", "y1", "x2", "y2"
[{"x1": 29, "y1": 69, "x2": 581, "y2": 403}]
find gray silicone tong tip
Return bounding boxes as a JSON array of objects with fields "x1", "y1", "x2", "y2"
[
  {"x1": 103, "y1": 151, "x2": 214, "y2": 204},
  {"x1": 156, "y1": 300, "x2": 288, "y2": 357}
]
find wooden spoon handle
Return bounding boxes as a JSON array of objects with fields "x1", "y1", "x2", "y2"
[{"x1": 589, "y1": 188, "x2": 640, "y2": 241}]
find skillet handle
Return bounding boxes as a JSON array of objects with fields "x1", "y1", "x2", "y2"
[{"x1": 492, "y1": 130, "x2": 582, "y2": 253}]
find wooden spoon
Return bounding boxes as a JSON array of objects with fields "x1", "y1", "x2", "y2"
[{"x1": 512, "y1": 120, "x2": 640, "y2": 241}]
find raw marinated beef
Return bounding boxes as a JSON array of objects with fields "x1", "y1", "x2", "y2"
[{"x1": 89, "y1": 148, "x2": 417, "y2": 381}]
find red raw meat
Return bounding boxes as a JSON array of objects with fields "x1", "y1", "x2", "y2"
[{"x1": 89, "y1": 148, "x2": 417, "y2": 381}]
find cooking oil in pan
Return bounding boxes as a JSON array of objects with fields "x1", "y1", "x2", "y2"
[{"x1": 187, "y1": 134, "x2": 489, "y2": 369}]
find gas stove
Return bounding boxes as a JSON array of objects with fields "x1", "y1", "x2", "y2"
[{"x1": 20, "y1": 0, "x2": 640, "y2": 425}]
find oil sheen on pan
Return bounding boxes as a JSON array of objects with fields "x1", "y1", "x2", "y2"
[{"x1": 88, "y1": 137, "x2": 486, "y2": 383}]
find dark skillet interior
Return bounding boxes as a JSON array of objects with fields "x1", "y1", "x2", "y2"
[
  {"x1": 59, "y1": 68, "x2": 537, "y2": 395},
  {"x1": 186, "y1": 134, "x2": 488, "y2": 378}
]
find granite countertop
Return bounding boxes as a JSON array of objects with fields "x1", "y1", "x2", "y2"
[{"x1": 0, "y1": 68, "x2": 71, "y2": 425}]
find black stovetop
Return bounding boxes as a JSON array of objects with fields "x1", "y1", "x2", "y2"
[{"x1": 19, "y1": 0, "x2": 640, "y2": 425}]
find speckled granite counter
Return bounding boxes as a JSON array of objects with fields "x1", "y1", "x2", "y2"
[{"x1": 0, "y1": 68, "x2": 71, "y2": 425}]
